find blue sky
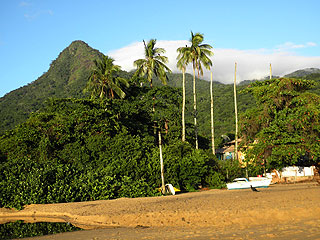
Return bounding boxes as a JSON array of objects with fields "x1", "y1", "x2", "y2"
[{"x1": 1, "y1": 0, "x2": 320, "y2": 97}]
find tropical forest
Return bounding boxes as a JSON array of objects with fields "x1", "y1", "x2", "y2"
[{"x1": 0, "y1": 33, "x2": 320, "y2": 212}]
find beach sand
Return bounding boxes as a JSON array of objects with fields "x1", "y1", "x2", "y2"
[{"x1": 1, "y1": 182, "x2": 319, "y2": 239}]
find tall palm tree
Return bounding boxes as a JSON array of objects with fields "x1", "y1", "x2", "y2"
[
  {"x1": 177, "y1": 32, "x2": 213, "y2": 149},
  {"x1": 85, "y1": 55, "x2": 129, "y2": 99},
  {"x1": 176, "y1": 51, "x2": 188, "y2": 142},
  {"x1": 134, "y1": 39, "x2": 171, "y2": 194}
]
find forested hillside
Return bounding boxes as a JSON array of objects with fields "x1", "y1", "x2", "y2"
[
  {"x1": 0, "y1": 40, "x2": 254, "y2": 139},
  {"x1": 284, "y1": 68, "x2": 320, "y2": 78},
  {"x1": 0, "y1": 41, "x2": 103, "y2": 132},
  {"x1": 159, "y1": 73, "x2": 256, "y2": 139},
  {"x1": 1, "y1": 41, "x2": 319, "y2": 141}
]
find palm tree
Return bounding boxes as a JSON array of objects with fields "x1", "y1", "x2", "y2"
[
  {"x1": 177, "y1": 32, "x2": 213, "y2": 149},
  {"x1": 134, "y1": 39, "x2": 171, "y2": 194},
  {"x1": 85, "y1": 55, "x2": 129, "y2": 99},
  {"x1": 134, "y1": 39, "x2": 171, "y2": 88},
  {"x1": 176, "y1": 50, "x2": 188, "y2": 142}
]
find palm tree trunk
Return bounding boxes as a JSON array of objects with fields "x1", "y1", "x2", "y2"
[
  {"x1": 150, "y1": 80, "x2": 157, "y2": 135},
  {"x1": 151, "y1": 80, "x2": 164, "y2": 192},
  {"x1": 182, "y1": 67, "x2": 186, "y2": 142},
  {"x1": 193, "y1": 67, "x2": 198, "y2": 149},
  {"x1": 159, "y1": 129, "x2": 165, "y2": 194},
  {"x1": 210, "y1": 72, "x2": 215, "y2": 155},
  {"x1": 234, "y1": 62, "x2": 238, "y2": 161}
]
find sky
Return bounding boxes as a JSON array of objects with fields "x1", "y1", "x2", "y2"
[{"x1": 1, "y1": 0, "x2": 320, "y2": 97}]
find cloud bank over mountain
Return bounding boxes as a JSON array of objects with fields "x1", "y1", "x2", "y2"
[{"x1": 108, "y1": 40, "x2": 320, "y2": 84}]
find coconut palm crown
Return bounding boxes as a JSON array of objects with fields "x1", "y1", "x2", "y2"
[
  {"x1": 85, "y1": 55, "x2": 129, "y2": 99},
  {"x1": 134, "y1": 39, "x2": 171, "y2": 87},
  {"x1": 177, "y1": 32, "x2": 213, "y2": 76}
]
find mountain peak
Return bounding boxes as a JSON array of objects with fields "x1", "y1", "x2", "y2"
[
  {"x1": 67, "y1": 40, "x2": 91, "y2": 51},
  {"x1": 284, "y1": 68, "x2": 320, "y2": 78},
  {"x1": 0, "y1": 40, "x2": 104, "y2": 132}
]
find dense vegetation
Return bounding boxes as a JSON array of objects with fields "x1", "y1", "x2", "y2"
[
  {"x1": 240, "y1": 78, "x2": 320, "y2": 169},
  {"x1": 0, "y1": 40, "x2": 319, "y2": 214},
  {"x1": 1, "y1": 41, "x2": 319, "y2": 141},
  {"x1": 0, "y1": 84, "x2": 238, "y2": 209},
  {"x1": 0, "y1": 40, "x2": 258, "y2": 139}
]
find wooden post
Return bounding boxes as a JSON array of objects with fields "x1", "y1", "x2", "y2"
[
  {"x1": 234, "y1": 62, "x2": 238, "y2": 161},
  {"x1": 210, "y1": 72, "x2": 215, "y2": 155},
  {"x1": 159, "y1": 130, "x2": 165, "y2": 194},
  {"x1": 182, "y1": 67, "x2": 186, "y2": 142}
]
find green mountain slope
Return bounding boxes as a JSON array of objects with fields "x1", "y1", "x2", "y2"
[
  {"x1": 0, "y1": 40, "x2": 104, "y2": 132},
  {"x1": 0, "y1": 40, "x2": 252, "y2": 137},
  {"x1": 284, "y1": 68, "x2": 320, "y2": 78},
  {"x1": 158, "y1": 73, "x2": 255, "y2": 138}
]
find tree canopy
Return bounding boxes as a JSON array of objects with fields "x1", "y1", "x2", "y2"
[
  {"x1": 133, "y1": 39, "x2": 171, "y2": 87},
  {"x1": 240, "y1": 78, "x2": 320, "y2": 169},
  {"x1": 85, "y1": 55, "x2": 129, "y2": 99}
]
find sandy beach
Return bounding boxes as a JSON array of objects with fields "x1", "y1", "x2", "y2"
[{"x1": 1, "y1": 182, "x2": 319, "y2": 239}]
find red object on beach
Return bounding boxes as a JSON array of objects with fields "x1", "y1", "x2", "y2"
[{"x1": 257, "y1": 175, "x2": 262, "y2": 177}]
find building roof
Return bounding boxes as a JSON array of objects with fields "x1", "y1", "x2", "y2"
[
  {"x1": 216, "y1": 145, "x2": 234, "y2": 154},
  {"x1": 216, "y1": 138, "x2": 242, "y2": 154}
]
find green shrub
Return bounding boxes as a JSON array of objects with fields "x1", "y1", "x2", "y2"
[
  {"x1": 149, "y1": 141, "x2": 215, "y2": 191},
  {"x1": 206, "y1": 171, "x2": 226, "y2": 189}
]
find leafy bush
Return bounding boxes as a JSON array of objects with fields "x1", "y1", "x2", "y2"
[
  {"x1": 206, "y1": 171, "x2": 226, "y2": 189},
  {"x1": 149, "y1": 140, "x2": 216, "y2": 191},
  {"x1": 118, "y1": 176, "x2": 160, "y2": 198},
  {"x1": 216, "y1": 159, "x2": 243, "y2": 182},
  {"x1": 0, "y1": 158, "x2": 159, "y2": 209}
]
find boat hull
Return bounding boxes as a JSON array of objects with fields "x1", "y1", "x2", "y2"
[{"x1": 227, "y1": 178, "x2": 271, "y2": 190}]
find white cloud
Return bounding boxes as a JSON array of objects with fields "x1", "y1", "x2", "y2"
[
  {"x1": 276, "y1": 41, "x2": 318, "y2": 51},
  {"x1": 307, "y1": 42, "x2": 317, "y2": 47},
  {"x1": 108, "y1": 40, "x2": 320, "y2": 84}
]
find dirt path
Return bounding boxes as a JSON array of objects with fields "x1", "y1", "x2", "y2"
[{"x1": 1, "y1": 182, "x2": 319, "y2": 239}]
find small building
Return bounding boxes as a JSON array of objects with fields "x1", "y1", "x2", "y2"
[
  {"x1": 270, "y1": 166, "x2": 317, "y2": 183},
  {"x1": 216, "y1": 139, "x2": 244, "y2": 162},
  {"x1": 216, "y1": 139, "x2": 318, "y2": 182}
]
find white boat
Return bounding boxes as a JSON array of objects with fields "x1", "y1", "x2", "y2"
[{"x1": 226, "y1": 177, "x2": 272, "y2": 190}]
